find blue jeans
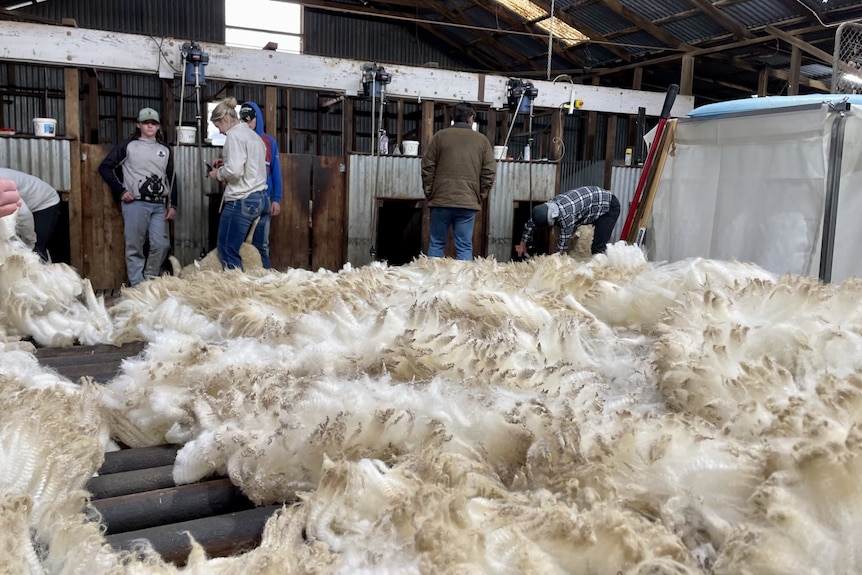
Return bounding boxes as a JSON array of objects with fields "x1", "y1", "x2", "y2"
[
  {"x1": 121, "y1": 200, "x2": 169, "y2": 286},
  {"x1": 251, "y1": 200, "x2": 272, "y2": 269},
  {"x1": 217, "y1": 190, "x2": 267, "y2": 270},
  {"x1": 427, "y1": 207, "x2": 477, "y2": 261}
]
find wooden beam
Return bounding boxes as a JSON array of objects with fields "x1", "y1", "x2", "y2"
[
  {"x1": 599, "y1": 0, "x2": 693, "y2": 51},
  {"x1": 531, "y1": 0, "x2": 631, "y2": 63},
  {"x1": 0, "y1": 20, "x2": 694, "y2": 116},
  {"x1": 686, "y1": 0, "x2": 753, "y2": 40},
  {"x1": 590, "y1": 21, "x2": 825, "y2": 78},
  {"x1": 764, "y1": 25, "x2": 834, "y2": 65},
  {"x1": 64, "y1": 67, "x2": 83, "y2": 273}
]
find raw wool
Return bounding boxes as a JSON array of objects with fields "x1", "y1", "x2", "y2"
[
  {"x1": 565, "y1": 223, "x2": 595, "y2": 260},
  {"x1": 170, "y1": 216, "x2": 264, "y2": 278},
  {"x1": 170, "y1": 243, "x2": 263, "y2": 278},
  {"x1": 6, "y1": 236, "x2": 862, "y2": 572},
  {"x1": 0, "y1": 227, "x2": 113, "y2": 346}
]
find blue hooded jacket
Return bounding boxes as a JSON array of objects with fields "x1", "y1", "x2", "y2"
[{"x1": 241, "y1": 101, "x2": 282, "y2": 204}]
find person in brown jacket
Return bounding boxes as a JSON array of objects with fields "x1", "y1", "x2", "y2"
[{"x1": 421, "y1": 102, "x2": 496, "y2": 260}]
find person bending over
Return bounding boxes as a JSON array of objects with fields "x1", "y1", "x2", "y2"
[{"x1": 515, "y1": 185, "x2": 620, "y2": 257}]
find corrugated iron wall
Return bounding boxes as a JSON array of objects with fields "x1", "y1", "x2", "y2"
[
  {"x1": 610, "y1": 165, "x2": 643, "y2": 243},
  {"x1": 171, "y1": 144, "x2": 225, "y2": 265},
  {"x1": 13, "y1": 0, "x2": 224, "y2": 44},
  {"x1": 347, "y1": 154, "x2": 557, "y2": 265},
  {"x1": 304, "y1": 9, "x2": 469, "y2": 70},
  {"x1": 0, "y1": 137, "x2": 72, "y2": 191}
]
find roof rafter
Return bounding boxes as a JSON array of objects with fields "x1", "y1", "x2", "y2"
[
  {"x1": 418, "y1": 0, "x2": 543, "y2": 71},
  {"x1": 531, "y1": 0, "x2": 631, "y2": 63},
  {"x1": 597, "y1": 0, "x2": 694, "y2": 51},
  {"x1": 685, "y1": 0, "x2": 753, "y2": 41}
]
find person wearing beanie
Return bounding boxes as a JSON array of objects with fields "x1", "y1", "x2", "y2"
[
  {"x1": 239, "y1": 101, "x2": 282, "y2": 269},
  {"x1": 515, "y1": 185, "x2": 620, "y2": 257},
  {"x1": 99, "y1": 107, "x2": 178, "y2": 286}
]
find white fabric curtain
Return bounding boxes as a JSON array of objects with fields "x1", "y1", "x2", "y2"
[
  {"x1": 649, "y1": 105, "x2": 844, "y2": 278},
  {"x1": 833, "y1": 106, "x2": 862, "y2": 282}
]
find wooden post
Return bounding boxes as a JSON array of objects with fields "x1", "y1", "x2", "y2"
[
  {"x1": 680, "y1": 55, "x2": 695, "y2": 96},
  {"x1": 420, "y1": 99, "x2": 435, "y2": 254},
  {"x1": 264, "y1": 85, "x2": 277, "y2": 139},
  {"x1": 85, "y1": 70, "x2": 99, "y2": 144},
  {"x1": 758, "y1": 67, "x2": 769, "y2": 97},
  {"x1": 587, "y1": 77, "x2": 599, "y2": 161},
  {"x1": 396, "y1": 99, "x2": 404, "y2": 151},
  {"x1": 486, "y1": 108, "x2": 498, "y2": 148},
  {"x1": 343, "y1": 97, "x2": 354, "y2": 156},
  {"x1": 632, "y1": 67, "x2": 643, "y2": 90},
  {"x1": 604, "y1": 114, "x2": 617, "y2": 189},
  {"x1": 788, "y1": 45, "x2": 801, "y2": 95},
  {"x1": 421, "y1": 100, "x2": 434, "y2": 149},
  {"x1": 161, "y1": 78, "x2": 175, "y2": 143},
  {"x1": 284, "y1": 88, "x2": 292, "y2": 153},
  {"x1": 628, "y1": 69, "x2": 643, "y2": 151},
  {"x1": 64, "y1": 67, "x2": 84, "y2": 274}
]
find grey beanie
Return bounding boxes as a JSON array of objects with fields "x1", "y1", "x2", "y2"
[{"x1": 531, "y1": 203, "x2": 550, "y2": 227}]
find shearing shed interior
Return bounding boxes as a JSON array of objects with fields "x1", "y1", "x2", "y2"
[{"x1": 2, "y1": 0, "x2": 862, "y2": 573}]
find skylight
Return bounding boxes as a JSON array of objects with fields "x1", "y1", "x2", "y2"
[{"x1": 492, "y1": 0, "x2": 588, "y2": 48}]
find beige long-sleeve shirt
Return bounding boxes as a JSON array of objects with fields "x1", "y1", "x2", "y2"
[{"x1": 217, "y1": 122, "x2": 267, "y2": 201}]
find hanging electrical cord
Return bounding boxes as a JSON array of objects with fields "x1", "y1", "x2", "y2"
[{"x1": 546, "y1": 0, "x2": 555, "y2": 81}]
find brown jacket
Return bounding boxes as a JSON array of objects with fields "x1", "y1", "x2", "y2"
[{"x1": 421, "y1": 123, "x2": 496, "y2": 210}]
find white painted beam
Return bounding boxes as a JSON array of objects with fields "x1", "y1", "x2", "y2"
[{"x1": 0, "y1": 21, "x2": 694, "y2": 117}]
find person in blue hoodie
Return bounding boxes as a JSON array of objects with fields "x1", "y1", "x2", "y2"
[{"x1": 239, "y1": 101, "x2": 282, "y2": 269}]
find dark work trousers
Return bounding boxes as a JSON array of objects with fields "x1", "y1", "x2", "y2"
[
  {"x1": 32, "y1": 203, "x2": 60, "y2": 261},
  {"x1": 590, "y1": 194, "x2": 621, "y2": 254}
]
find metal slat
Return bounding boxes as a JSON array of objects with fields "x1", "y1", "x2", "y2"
[
  {"x1": 92, "y1": 478, "x2": 253, "y2": 534},
  {"x1": 105, "y1": 505, "x2": 283, "y2": 565}
]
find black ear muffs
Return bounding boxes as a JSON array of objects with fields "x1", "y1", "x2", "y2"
[{"x1": 531, "y1": 203, "x2": 549, "y2": 227}]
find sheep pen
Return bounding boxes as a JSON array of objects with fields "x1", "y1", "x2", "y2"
[{"x1": 2, "y1": 216, "x2": 862, "y2": 575}]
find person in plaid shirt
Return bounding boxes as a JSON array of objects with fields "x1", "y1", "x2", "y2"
[{"x1": 515, "y1": 185, "x2": 620, "y2": 257}]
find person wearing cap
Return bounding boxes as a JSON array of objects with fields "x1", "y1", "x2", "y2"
[
  {"x1": 239, "y1": 101, "x2": 282, "y2": 269},
  {"x1": 208, "y1": 97, "x2": 268, "y2": 271},
  {"x1": 99, "y1": 107, "x2": 179, "y2": 287},
  {"x1": 515, "y1": 185, "x2": 620, "y2": 258},
  {"x1": 0, "y1": 178, "x2": 21, "y2": 218},
  {"x1": 421, "y1": 102, "x2": 496, "y2": 261},
  {"x1": 0, "y1": 168, "x2": 61, "y2": 261}
]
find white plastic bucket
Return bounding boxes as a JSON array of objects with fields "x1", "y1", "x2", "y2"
[
  {"x1": 33, "y1": 118, "x2": 57, "y2": 137},
  {"x1": 402, "y1": 140, "x2": 419, "y2": 156},
  {"x1": 493, "y1": 145, "x2": 508, "y2": 160},
  {"x1": 176, "y1": 126, "x2": 197, "y2": 145}
]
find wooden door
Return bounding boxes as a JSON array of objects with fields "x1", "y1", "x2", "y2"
[
  {"x1": 80, "y1": 144, "x2": 127, "y2": 290},
  {"x1": 269, "y1": 154, "x2": 346, "y2": 271}
]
